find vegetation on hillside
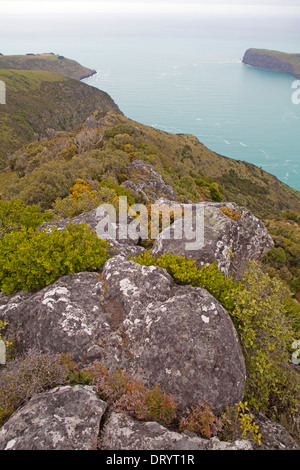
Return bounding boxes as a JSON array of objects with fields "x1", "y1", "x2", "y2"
[
  {"x1": 0, "y1": 69, "x2": 121, "y2": 169},
  {"x1": 0, "y1": 53, "x2": 96, "y2": 80},
  {"x1": 1, "y1": 111, "x2": 300, "y2": 218},
  {"x1": 0, "y1": 57, "x2": 300, "y2": 444}
]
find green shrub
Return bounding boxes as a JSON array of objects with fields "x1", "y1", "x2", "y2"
[
  {"x1": 231, "y1": 261, "x2": 299, "y2": 413},
  {"x1": 209, "y1": 184, "x2": 222, "y2": 202},
  {"x1": 0, "y1": 199, "x2": 52, "y2": 237},
  {"x1": 131, "y1": 250, "x2": 240, "y2": 312},
  {"x1": 0, "y1": 223, "x2": 110, "y2": 294}
]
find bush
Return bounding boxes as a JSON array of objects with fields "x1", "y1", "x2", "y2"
[
  {"x1": 131, "y1": 251, "x2": 240, "y2": 312},
  {"x1": 85, "y1": 366, "x2": 177, "y2": 427},
  {"x1": 219, "y1": 206, "x2": 242, "y2": 221},
  {"x1": 0, "y1": 223, "x2": 110, "y2": 293},
  {"x1": 0, "y1": 199, "x2": 52, "y2": 237},
  {"x1": 179, "y1": 402, "x2": 223, "y2": 439},
  {"x1": 231, "y1": 261, "x2": 300, "y2": 413},
  {"x1": 0, "y1": 349, "x2": 67, "y2": 425}
]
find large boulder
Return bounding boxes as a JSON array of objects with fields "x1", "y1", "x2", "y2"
[
  {"x1": 0, "y1": 385, "x2": 107, "y2": 450},
  {"x1": 151, "y1": 200, "x2": 274, "y2": 277},
  {"x1": 0, "y1": 272, "x2": 110, "y2": 366},
  {"x1": 0, "y1": 256, "x2": 246, "y2": 413},
  {"x1": 100, "y1": 412, "x2": 253, "y2": 450}
]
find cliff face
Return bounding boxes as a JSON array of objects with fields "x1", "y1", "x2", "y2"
[{"x1": 242, "y1": 48, "x2": 300, "y2": 78}]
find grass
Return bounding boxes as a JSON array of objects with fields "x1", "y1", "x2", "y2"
[{"x1": 0, "y1": 53, "x2": 96, "y2": 81}]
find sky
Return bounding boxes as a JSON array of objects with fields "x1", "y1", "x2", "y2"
[
  {"x1": 1, "y1": 0, "x2": 299, "y2": 47},
  {"x1": 1, "y1": 0, "x2": 300, "y2": 16}
]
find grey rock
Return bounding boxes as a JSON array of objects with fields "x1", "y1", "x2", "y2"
[
  {"x1": 151, "y1": 200, "x2": 274, "y2": 277},
  {"x1": 0, "y1": 385, "x2": 107, "y2": 450},
  {"x1": 0, "y1": 272, "x2": 110, "y2": 366},
  {"x1": 0, "y1": 256, "x2": 246, "y2": 413},
  {"x1": 101, "y1": 256, "x2": 246, "y2": 413},
  {"x1": 122, "y1": 160, "x2": 175, "y2": 202},
  {"x1": 253, "y1": 413, "x2": 299, "y2": 450},
  {"x1": 100, "y1": 412, "x2": 253, "y2": 450}
]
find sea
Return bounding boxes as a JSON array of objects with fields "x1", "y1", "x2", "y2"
[{"x1": 1, "y1": 5, "x2": 300, "y2": 190}]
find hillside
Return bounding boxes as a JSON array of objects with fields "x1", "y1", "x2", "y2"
[
  {"x1": 0, "y1": 111, "x2": 299, "y2": 214},
  {"x1": 0, "y1": 56, "x2": 300, "y2": 450},
  {"x1": 0, "y1": 69, "x2": 121, "y2": 169},
  {"x1": 0, "y1": 53, "x2": 96, "y2": 80},
  {"x1": 242, "y1": 48, "x2": 300, "y2": 78}
]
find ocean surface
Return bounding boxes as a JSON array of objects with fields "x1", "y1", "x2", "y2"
[{"x1": 1, "y1": 9, "x2": 300, "y2": 190}]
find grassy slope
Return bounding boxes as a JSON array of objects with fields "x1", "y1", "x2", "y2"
[
  {"x1": 0, "y1": 53, "x2": 96, "y2": 80},
  {"x1": 1, "y1": 108, "x2": 300, "y2": 220},
  {"x1": 0, "y1": 69, "x2": 121, "y2": 169}
]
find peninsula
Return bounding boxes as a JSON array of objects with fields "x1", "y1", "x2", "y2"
[
  {"x1": 242, "y1": 48, "x2": 300, "y2": 78},
  {"x1": 0, "y1": 53, "x2": 96, "y2": 81}
]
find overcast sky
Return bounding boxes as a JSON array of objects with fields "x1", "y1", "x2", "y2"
[{"x1": 2, "y1": 0, "x2": 300, "y2": 16}]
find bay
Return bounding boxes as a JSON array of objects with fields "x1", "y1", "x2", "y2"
[{"x1": 1, "y1": 9, "x2": 299, "y2": 190}]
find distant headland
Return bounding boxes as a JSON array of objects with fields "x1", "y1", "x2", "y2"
[
  {"x1": 242, "y1": 48, "x2": 300, "y2": 79},
  {"x1": 0, "y1": 53, "x2": 96, "y2": 81}
]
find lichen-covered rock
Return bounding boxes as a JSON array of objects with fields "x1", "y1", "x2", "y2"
[
  {"x1": 0, "y1": 385, "x2": 107, "y2": 450},
  {"x1": 0, "y1": 256, "x2": 246, "y2": 413},
  {"x1": 122, "y1": 160, "x2": 176, "y2": 202},
  {"x1": 151, "y1": 200, "x2": 274, "y2": 277},
  {"x1": 100, "y1": 256, "x2": 246, "y2": 412},
  {"x1": 253, "y1": 413, "x2": 299, "y2": 450},
  {"x1": 100, "y1": 412, "x2": 253, "y2": 450},
  {"x1": 0, "y1": 272, "x2": 110, "y2": 365}
]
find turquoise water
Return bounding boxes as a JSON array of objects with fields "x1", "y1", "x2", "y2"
[
  {"x1": 82, "y1": 36, "x2": 300, "y2": 190},
  {"x1": 1, "y1": 12, "x2": 299, "y2": 190}
]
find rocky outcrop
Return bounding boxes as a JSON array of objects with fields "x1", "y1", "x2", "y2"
[
  {"x1": 100, "y1": 412, "x2": 253, "y2": 450},
  {"x1": 0, "y1": 256, "x2": 246, "y2": 414},
  {"x1": 0, "y1": 386, "x2": 297, "y2": 450},
  {"x1": 42, "y1": 192, "x2": 273, "y2": 279},
  {"x1": 151, "y1": 200, "x2": 274, "y2": 277},
  {"x1": 242, "y1": 48, "x2": 300, "y2": 79},
  {"x1": 0, "y1": 167, "x2": 292, "y2": 449},
  {"x1": 0, "y1": 385, "x2": 107, "y2": 450},
  {"x1": 122, "y1": 160, "x2": 176, "y2": 202},
  {"x1": 0, "y1": 385, "x2": 252, "y2": 451},
  {"x1": 252, "y1": 413, "x2": 300, "y2": 450}
]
